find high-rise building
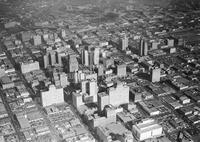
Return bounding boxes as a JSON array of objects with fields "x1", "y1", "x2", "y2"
[
  {"x1": 97, "y1": 64, "x2": 104, "y2": 76},
  {"x1": 139, "y1": 38, "x2": 148, "y2": 56},
  {"x1": 116, "y1": 63, "x2": 127, "y2": 76},
  {"x1": 58, "y1": 53, "x2": 63, "y2": 66},
  {"x1": 20, "y1": 61, "x2": 40, "y2": 74},
  {"x1": 81, "y1": 49, "x2": 89, "y2": 66},
  {"x1": 81, "y1": 80, "x2": 87, "y2": 93},
  {"x1": 43, "y1": 51, "x2": 63, "y2": 68},
  {"x1": 150, "y1": 67, "x2": 161, "y2": 82},
  {"x1": 61, "y1": 29, "x2": 66, "y2": 38},
  {"x1": 98, "y1": 92, "x2": 110, "y2": 111},
  {"x1": 87, "y1": 80, "x2": 97, "y2": 102},
  {"x1": 68, "y1": 54, "x2": 79, "y2": 73},
  {"x1": 41, "y1": 85, "x2": 64, "y2": 107},
  {"x1": 33, "y1": 35, "x2": 42, "y2": 46},
  {"x1": 143, "y1": 41, "x2": 148, "y2": 56},
  {"x1": 43, "y1": 55, "x2": 49, "y2": 68},
  {"x1": 72, "y1": 79, "x2": 98, "y2": 108},
  {"x1": 81, "y1": 47, "x2": 100, "y2": 68},
  {"x1": 94, "y1": 48, "x2": 100, "y2": 65},
  {"x1": 120, "y1": 34, "x2": 128, "y2": 51},
  {"x1": 167, "y1": 38, "x2": 174, "y2": 47},
  {"x1": 97, "y1": 82, "x2": 129, "y2": 110},
  {"x1": 50, "y1": 51, "x2": 57, "y2": 65},
  {"x1": 108, "y1": 82, "x2": 129, "y2": 107},
  {"x1": 60, "y1": 73, "x2": 69, "y2": 87}
]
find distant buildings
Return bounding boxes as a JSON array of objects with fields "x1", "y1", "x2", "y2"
[{"x1": 4, "y1": 21, "x2": 20, "y2": 29}]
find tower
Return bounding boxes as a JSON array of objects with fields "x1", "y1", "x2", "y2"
[
  {"x1": 81, "y1": 49, "x2": 89, "y2": 66},
  {"x1": 139, "y1": 38, "x2": 148, "y2": 56},
  {"x1": 81, "y1": 46, "x2": 100, "y2": 68},
  {"x1": 150, "y1": 67, "x2": 161, "y2": 83},
  {"x1": 94, "y1": 47, "x2": 100, "y2": 65},
  {"x1": 121, "y1": 34, "x2": 128, "y2": 51},
  {"x1": 68, "y1": 54, "x2": 78, "y2": 73}
]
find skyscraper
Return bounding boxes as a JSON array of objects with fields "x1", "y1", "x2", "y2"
[
  {"x1": 41, "y1": 85, "x2": 64, "y2": 107},
  {"x1": 139, "y1": 38, "x2": 148, "y2": 56},
  {"x1": 150, "y1": 67, "x2": 161, "y2": 82},
  {"x1": 81, "y1": 49, "x2": 89, "y2": 66},
  {"x1": 61, "y1": 29, "x2": 66, "y2": 38},
  {"x1": 43, "y1": 54, "x2": 49, "y2": 68},
  {"x1": 33, "y1": 35, "x2": 42, "y2": 46},
  {"x1": 68, "y1": 54, "x2": 79, "y2": 73},
  {"x1": 121, "y1": 34, "x2": 128, "y2": 51},
  {"x1": 81, "y1": 46, "x2": 100, "y2": 68},
  {"x1": 94, "y1": 48, "x2": 100, "y2": 65},
  {"x1": 50, "y1": 51, "x2": 57, "y2": 65}
]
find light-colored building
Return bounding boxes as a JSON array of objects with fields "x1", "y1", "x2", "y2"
[
  {"x1": 20, "y1": 61, "x2": 40, "y2": 74},
  {"x1": 132, "y1": 119, "x2": 163, "y2": 141},
  {"x1": 120, "y1": 34, "x2": 128, "y2": 51},
  {"x1": 116, "y1": 63, "x2": 127, "y2": 77},
  {"x1": 98, "y1": 82, "x2": 129, "y2": 111},
  {"x1": 108, "y1": 82, "x2": 129, "y2": 107},
  {"x1": 96, "y1": 122, "x2": 133, "y2": 142},
  {"x1": 72, "y1": 79, "x2": 98, "y2": 108},
  {"x1": 33, "y1": 35, "x2": 42, "y2": 46},
  {"x1": 150, "y1": 67, "x2": 161, "y2": 83},
  {"x1": 41, "y1": 85, "x2": 64, "y2": 107}
]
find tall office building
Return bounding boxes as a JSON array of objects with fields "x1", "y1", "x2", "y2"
[
  {"x1": 68, "y1": 54, "x2": 79, "y2": 73},
  {"x1": 60, "y1": 73, "x2": 69, "y2": 87},
  {"x1": 108, "y1": 82, "x2": 129, "y2": 107},
  {"x1": 150, "y1": 67, "x2": 161, "y2": 82},
  {"x1": 43, "y1": 51, "x2": 63, "y2": 68},
  {"x1": 58, "y1": 53, "x2": 63, "y2": 66},
  {"x1": 116, "y1": 63, "x2": 127, "y2": 77},
  {"x1": 33, "y1": 35, "x2": 42, "y2": 46},
  {"x1": 81, "y1": 80, "x2": 87, "y2": 93},
  {"x1": 81, "y1": 47, "x2": 100, "y2": 68},
  {"x1": 43, "y1": 55, "x2": 49, "y2": 68},
  {"x1": 50, "y1": 51, "x2": 57, "y2": 65},
  {"x1": 139, "y1": 38, "x2": 148, "y2": 56},
  {"x1": 97, "y1": 82, "x2": 129, "y2": 111},
  {"x1": 81, "y1": 79, "x2": 98, "y2": 102},
  {"x1": 87, "y1": 80, "x2": 97, "y2": 102},
  {"x1": 72, "y1": 79, "x2": 98, "y2": 108},
  {"x1": 120, "y1": 34, "x2": 128, "y2": 51},
  {"x1": 41, "y1": 85, "x2": 64, "y2": 107},
  {"x1": 98, "y1": 92, "x2": 110, "y2": 111},
  {"x1": 94, "y1": 48, "x2": 100, "y2": 65},
  {"x1": 61, "y1": 29, "x2": 66, "y2": 38},
  {"x1": 81, "y1": 49, "x2": 89, "y2": 66},
  {"x1": 20, "y1": 61, "x2": 40, "y2": 74}
]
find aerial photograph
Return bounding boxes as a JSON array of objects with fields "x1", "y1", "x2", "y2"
[{"x1": 0, "y1": 0, "x2": 200, "y2": 142}]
